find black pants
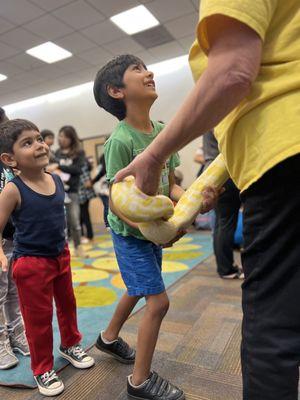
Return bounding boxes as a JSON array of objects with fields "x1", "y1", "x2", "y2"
[
  {"x1": 213, "y1": 179, "x2": 241, "y2": 276},
  {"x1": 99, "y1": 195, "x2": 109, "y2": 228},
  {"x1": 241, "y1": 154, "x2": 300, "y2": 400},
  {"x1": 80, "y1": 200, "x2": 94, "y2": 240}
]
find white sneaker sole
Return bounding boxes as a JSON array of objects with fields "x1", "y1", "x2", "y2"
[
  {"x1": 34, "y1": 378, "x2": 64, "y2": 397},
  {"x1": 0, "y1": 359, "x2": 19, "y2": 369},
  {"x1": 58, "y1": 349, "x2": 95, "y2": 369}
]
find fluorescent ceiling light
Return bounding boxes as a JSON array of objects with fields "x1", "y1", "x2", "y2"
[
  {"x1": 0, "y1": 74, "x2": 7, "y2": 82},
  {"x1": 110, "y1": 5, "x2": 159, "y2": 35},
  {"x1": 26, "y1": 41, "x2": 72, "y2": 64}
]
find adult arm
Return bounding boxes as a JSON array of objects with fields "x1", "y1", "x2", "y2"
[{"x1": 115, "y1": 15, "x2": 262, "y2": 194}]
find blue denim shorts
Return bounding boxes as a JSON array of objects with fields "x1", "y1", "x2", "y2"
[{"x1": 111, "y1": 230, "x2": 165, "y2": 297}]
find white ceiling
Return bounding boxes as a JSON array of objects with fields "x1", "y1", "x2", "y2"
[{"x1": 0, "y1": 0, "x2": 199, "y2": 106}]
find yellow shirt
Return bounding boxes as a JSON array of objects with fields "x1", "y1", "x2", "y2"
[{"x1": 189, "y1": 0, "x2": 300, "y2": 192}]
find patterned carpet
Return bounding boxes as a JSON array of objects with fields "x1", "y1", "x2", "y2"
[
  {"x1": 0, "y1": 245, "x2": 244, "y2": 400},
  {"x1": 0, "y1": 231, "x2": 213, "y2": 388}
]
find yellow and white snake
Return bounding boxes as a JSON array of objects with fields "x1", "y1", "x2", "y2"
[{"x1": 111, "y1": 154, "x2": 229, "y2": 244}]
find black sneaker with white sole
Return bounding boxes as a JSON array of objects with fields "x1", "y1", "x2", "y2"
[
  {"x1": 95, "y1": 332, "x2": 135, "y2": 364},
  {"x1": 34, "y1": 370, "x2": 64, "y2": 397},
  {"x1": 59, "y1": 344, "x2": 95, "y2": 368},
  {"x1": 127, "y1": 371, "x2": 185, "y2": 400}
]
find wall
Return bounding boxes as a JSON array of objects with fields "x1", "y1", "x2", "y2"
[{"x1": 7, "y1": 59, "x2": 202, "y2": 188}]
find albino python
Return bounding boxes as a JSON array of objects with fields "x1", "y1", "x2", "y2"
[{"x1": 111, "y1": 154, "x2": 229, "y2": 244}]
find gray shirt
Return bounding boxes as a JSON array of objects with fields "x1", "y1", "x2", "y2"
[{"x1": 203, "y1": 131, "x2": 219, "y2": 166}]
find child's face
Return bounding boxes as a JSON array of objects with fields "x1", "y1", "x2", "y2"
[
  {"x1": 122, "y1": 63, "x2": 158, "y2": 103},
  {"x1": 44, "y1": 135, "x2": 54, "y2": 147},
  {"x1": 12, "y1": 130, "x2": 50, "y2": 170}
]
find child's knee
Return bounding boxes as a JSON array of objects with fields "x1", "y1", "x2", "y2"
[{"x1": 147, "y1": 294, "x2": 169, "y2": 318}]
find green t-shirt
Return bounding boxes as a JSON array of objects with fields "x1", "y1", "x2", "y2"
[{"x1": 105, "y1": 120, "x2": 180, "y2": 240}]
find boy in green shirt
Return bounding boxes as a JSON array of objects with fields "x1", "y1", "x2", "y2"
[{"x1": 93, "y1": 55, "x2": 185, "y2": 400}]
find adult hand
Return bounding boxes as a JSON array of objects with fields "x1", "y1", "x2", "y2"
[
  {"x1": 200, "y1": 186, "x2": 224, "y2": 214},
  {"x1": 0, "y1": 254, "x2": 8, "y2": 272},
  {"x1": 162, "y1": 230, "x2": 187, "y2": 248},
  {"x1": 115, "y1": 150, "x2": 164, "y2": 195}
]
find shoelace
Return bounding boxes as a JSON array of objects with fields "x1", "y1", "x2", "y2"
[
  {"x1": 41, "y1": 370, "x2": 58, "y2": 386},
  {"x1": 68, "y1": 345, "x2": 86, "y2": 359},
  {"x1": 115, "y1": 338, "x2": 129, "y2": 353},
  {"x1": 14, "y1": 332, "x2": 28, "y2": 346}
]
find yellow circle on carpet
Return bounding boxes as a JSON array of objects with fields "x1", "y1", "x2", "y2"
[
  {"x1": 91, "y1": 257, "x2": 119, "y2": 272},
  {"x1": 86, "y1": 250, "x2": 109, "y2": 258},
  {"x1": 177, "y1": 237, "x2": 193, "y2": 244},
  {"x1": 93, "y1": 234, "x2": 111, "y2": 243},
  {"x1": 111, "y1": 274, "x2": 126, "y2": 289},
  {"x1": 162, "y1": 261, "x2": 189, "y2": 273},
  {"x1": 165, "y1": 244, "x2": 201, "y2": 252},
  {"x1": 81, "y1": 244, "x2": 93, "y2": 251},
  {"x1": 74, "y1": 286, "x2": 117, "y2": 307},
  {"x1": 163, "y1": 251, "x2": 204, "y2": 261},
  {"x1": 96, "y1": 240, "x2": 113, "y2": 249},
  {"x1": 71, "y1": 260, "x2": 85, "y2": 268},
  {"x1": 72, "y1": 269, "x2": 109, "y2": 283}
]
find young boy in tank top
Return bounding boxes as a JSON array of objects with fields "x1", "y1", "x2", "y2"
[{"x1": 0, "y1": 119, "x2": 94, "y2": 396}]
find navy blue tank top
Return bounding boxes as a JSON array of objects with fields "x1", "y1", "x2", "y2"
[{"x1": 11, "y1": 173, "x2": 66, "y2": 258}]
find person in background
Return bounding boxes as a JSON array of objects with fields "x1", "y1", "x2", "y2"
[
  {"x1": 193, "y1": 145, "x2": 205, "y2": 177},
  {"x1": 78, "y1": 157, "x2": 96, "y2": 243},
  {"x1": 91, "y1": 153, "x2": 109, "y2": 229},
  {"x1": 53, "y1": 126, "x2": 85, "y2": 257},
  {"x1": 0, "y1": 119, "x2": 94, "y2": 396},
  {"x1": 203, "y1": 132, "x2": 242, "y2": 279},
  {"x1": 41, "y1": 129, "x2": 56, "y2": 164},
  {"x1": 0, "y1": 108, "x2": 29, "y2": 370}
]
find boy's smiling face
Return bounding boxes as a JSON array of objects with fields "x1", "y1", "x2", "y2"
[
  {"x1": 11, "y1": 129, "x2": 50, "y2": 170},
  {"x1": 121, "y1": 63, "x2": 158, "y2": 103}
]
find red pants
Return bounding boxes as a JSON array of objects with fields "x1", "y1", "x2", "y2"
[{"x1": 12, "y1": 245, "x2": 82, "y2": 376}]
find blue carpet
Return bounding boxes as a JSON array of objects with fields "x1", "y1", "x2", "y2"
[{"x1": 0, "y1": 232, "x2": 212, "y2": 387}]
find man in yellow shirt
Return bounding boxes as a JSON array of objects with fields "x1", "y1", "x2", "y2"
[{"x1": 116, "y1": 1, "x2": 300, "y2": 399}]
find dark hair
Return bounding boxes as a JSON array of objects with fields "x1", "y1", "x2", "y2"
[
  {"x1": 93, "y1": 54, "x2": 146, "y2": 121},
  {"x1": 0, "y1": 107, "x2": 8, "y2": 124},
  {"x1": 0, "y1": 119, "x2": 39, "y2": 154},
  {"x1": 41, "y1": 129, "x2": 55, "y2": 140},
  {"x1": 58, "y1": 125, "x2": 81, "y2": 158}
]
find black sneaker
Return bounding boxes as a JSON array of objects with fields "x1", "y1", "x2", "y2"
[
  {"x1": 59, "y1": 344, "x2": 95, "y2": 369},
  {"x1": 34, "y1": 370, "x2": 64, "y2": 397},
  {"x1": 95, "y1": 332, "x2": 135, "y2": 364},
  {"x1": 127, "y1": 371, "x2": 185, "y2": 400}
]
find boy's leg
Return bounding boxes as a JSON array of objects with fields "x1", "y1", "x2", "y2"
[
  {"x1": 103, "y1": 292, "x2": 140, "y2": 341},
  {"x1": 12, "y1": 256, "x2": 56, "y2": 376},
  {"x1": 132, "y1": 291, "x2": 169, "y2": 385},
  {"x1": 53, "y1": 246, "x2": 81, "y2": 347},
  {"x1": 241, "y1": 154, "x2": 300, "y2": 400}
]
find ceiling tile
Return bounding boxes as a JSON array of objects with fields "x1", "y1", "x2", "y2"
[
  {"x1": 0, "y1": 78, "x2": 28, "y2": 95},
  {"x1": 8, "y1": 53, "x2": 46, "y2": 70},
  {"x1": 52, "y1": 1, "x2": 105, "y2": 30},
  {"x1": 86, "y1": 0, "x2": 139, "y2": 18},
  {"x1": 0, "y1": 61, "x2": 25, "y2": 77},
  {"x1": 179, "y1": 35, "x2": 196, "y2": 52},
  {"x1": 102, "y1": 37, "x2": 144, "y2": 55},
  {"x1": 77, "y1": 47, "x2": 113, "y2": 67},
  {"x1": 55, "y1": 32, "x2": 96, "y2": 54},
  {"x1": 81, "y1": 20, "x2": 125, "y2": 45},
  {"x1": 76, "y1": 67, "x2": 98, "y2": 81},
  {"x1": 29, "y1": 0, "x2": 77, "y2": 12},
  {"x1": 135, "y1": 50, "x2": 157, "y2": 66},
  {"x1": 147, "y1": 0, "x2": 195, "y2": 23},
  {"x1": 58, "y1": 56, "x2": 93, "y2": 73},
  {"x1": 164, "y1": 13, "x2": 198, "y2": 39},
  {"x1": 1, "y1": 28, "x2": 43, "y2": 51},
  {"x1": 0, "y1": 17, "x2": 15, "y2": 35},
  {"x1": 0, "y1": 0, "x2": 45, "y2": 25},
  {"x1": 13, "y1": 71, "x2": 45, "y2": 86},
  {"x1": 132, "y1": 25, "x2": 174, "y2": 49},
  {"x1": 148, "y1": 41, "x2": 185, "y2": 60},
  {"x1": 25, "y1": 14, "x2": 73, "y2": 40},
  {"x1": 0, "y1": 42, "x2": 20, "y2": 61},
  {"x1": 31, "y1": 64, "x2": 67, "y2": 80}
]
